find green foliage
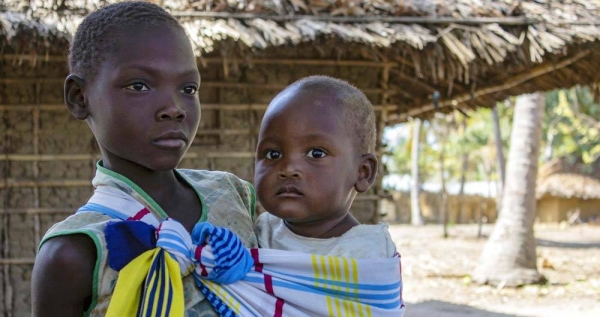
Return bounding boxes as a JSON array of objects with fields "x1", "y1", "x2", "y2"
[
  {"x1": 447, "y1": 103, "x2": 513, "y2": 182},
  {"x1": 388, "y1": 104, "x2": 512, "y2": 184},
  {"x1": 388, "y1": 119, "x2": 437, "y2": 181},
  {"x1": 389, "y1": 132, "x2": 411, "y2": 175},
  {"x1": 385, "y1": 85, "x2": 600, "y2": 185},
  {"x1": 543, "y1": 87, "x2": 600, "y2": 163}
]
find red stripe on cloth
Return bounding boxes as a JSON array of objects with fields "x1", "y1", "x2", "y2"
[
  {"x1": 128, "y1": 208, "x2": 150, "y2": 221},
  {"x1": 194, "y1": 244, "x2": 208, "y2": 277},
  {"x1": 250, "y1": 249, "x2": 285, "y2": 317},
  {"x1": 265, "y1": 274, "x2": 285, "y2": 316},
  {"x1": 195, "y1": 245, "x2": 203, "y2": 262},
  {"x1": 274, "y1": 298, "x2": 284, "y2": 317},
  {"x1": 264, "y1": 274, "x2": 274, "y2": 294},
  {"x1": 251, "y1": 248, "x2": 263, "y2": 273},
  {"x1": 195, "y1": 245, "x2": 208, "y2": 276}
]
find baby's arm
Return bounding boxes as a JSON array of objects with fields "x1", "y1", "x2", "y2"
[{"x1": 31, "y1": 235, "x2": 96, "y2": 317}]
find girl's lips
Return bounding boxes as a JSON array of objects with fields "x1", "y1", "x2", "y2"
[
  {"x1": 154, "y1": 139, "x2": 186, "y2": 148},
  {"x1": 154, "y1": 131, "x2": 188, "y2": 148}
]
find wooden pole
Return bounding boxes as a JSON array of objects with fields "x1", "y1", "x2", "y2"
[
  {"x1": 2, "y1": 108, "x2": 13, "y2": 316},
  {"x1": 0, "y1": 258, "x2": 35, "y2": 265},
  {"x1": 0, "y1": 103, "x2": 397, "y2": 112},
  {"x1": 0, "y1": 208, "x2": 74, "y2": 215},
  {"x1": 373, "y1": 65, "x2": 391, "y2": 224},
  {"x1": 0, "y1": 151, "x2": 258, "y2": 162},
  {"x1": 0, "y1": 79, "x2": 398, "y2": 95},
  {"x1": 492, "y1": 105, "x2": 506, "y2": 186},
  {"x1": 171, "y1": 11, "x2": 541, "y2": 25},
  {"x1": 1, "y1": 55, "x2": 399, "y2": 68},
  {"x1": 33, "y1": 83, "x2": 42, "y2": 249}
]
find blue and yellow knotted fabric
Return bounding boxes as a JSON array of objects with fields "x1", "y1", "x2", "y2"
[
  {"x1": 79, "y1": 186, "x2": 405, "y2": 317},
  {"x1": 105, "y1": 247, "x2": 183, "y2": 317},
  {"x1": 103, "y1": 220, "x2": 252, "y2": 317}
]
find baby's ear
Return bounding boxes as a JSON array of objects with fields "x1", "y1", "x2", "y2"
[
  {"x1": 64, "y1": 75, "x2": 89, "y2": 120},
  {"x1": 355, "y1": 153, "x2": 378, "y2": 193}
]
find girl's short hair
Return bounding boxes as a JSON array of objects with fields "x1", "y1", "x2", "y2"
[{"x1": 69, "y1": 1, "x2": 184, "y2": 80}]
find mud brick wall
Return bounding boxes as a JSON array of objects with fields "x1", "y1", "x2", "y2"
[
  {"x1": 1, "y1": 58, "x2": 95, "y2": 316},
  {"x1": 1, "y1": 52, "x2": 387, "y2": 316}
]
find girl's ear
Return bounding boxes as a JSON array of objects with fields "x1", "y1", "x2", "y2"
[
  {"x1": 355, "y1": 153, "x2": 378, "y2": 193},
  {"x1": 64, "y1": 75, "x2": 89, "y2": 120}
]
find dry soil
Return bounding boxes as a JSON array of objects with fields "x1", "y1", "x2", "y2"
[{"x1": 389, "y1": 223, "x2": 600, "y2": 317}]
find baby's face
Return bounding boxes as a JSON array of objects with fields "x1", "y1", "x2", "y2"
[{"x1": 255, "y1": 89, "x2": 361, "y2": 225}]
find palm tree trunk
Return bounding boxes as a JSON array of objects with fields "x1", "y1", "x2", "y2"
[
  {"x1": 411, "y1": 118, "x2": 425, "y2": 226},
  {"x1": 543, "y1": 127, "x2": 555, "y2": 162},
  {"x1": 473, "y1": 93, "x2": 546, "y2": 287},
  {"x1": 492, "y1": 104, "x2": 506, "y2": 214},
  {"x1": 492, "y1": 105, "x2": 506, "y2": 186},
  {"x1": 439, "y1": 136, "x2": 449, "y2": 238},
  {"x1": 457, "y1": 116, "x2": 468, "y2": 224}
]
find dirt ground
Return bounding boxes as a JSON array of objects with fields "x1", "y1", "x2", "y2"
[{"x1": 389, "y1": 223, "x2": 600, "y2": 317}]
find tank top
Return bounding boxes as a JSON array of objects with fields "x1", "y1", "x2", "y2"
[{"x1": 40, "y1": 163, "x2": 258, "y2": 317}]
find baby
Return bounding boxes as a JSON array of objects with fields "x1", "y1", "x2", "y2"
[{"x1": 255, "y1": 75, "x2": 398, "y2": 258}]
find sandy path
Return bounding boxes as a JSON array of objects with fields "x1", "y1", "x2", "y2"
[{"x1": 388, "y1": 224, "x2": 600, "y2": 317}]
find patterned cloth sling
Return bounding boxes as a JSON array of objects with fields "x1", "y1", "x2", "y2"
[{"x1": 78, "y1": 186, "x2": 405, "y2": 317}]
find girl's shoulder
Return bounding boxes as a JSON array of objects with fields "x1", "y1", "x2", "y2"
[{"x1": 177, "y1": 169, "x2": 250, "y2": 188}]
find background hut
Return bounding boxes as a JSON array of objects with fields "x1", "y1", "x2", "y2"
[
  {"x1": 536, "y1": 157, "x2": 600, "y2": 223},
  {"x1": 382, "y1": 189, "x2": 499, "y2": 224},
  {"x1": 2, "y1": 0, "x2": 600, "y2": 315}
]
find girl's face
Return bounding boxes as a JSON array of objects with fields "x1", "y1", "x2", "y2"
[{"x1": 83, "y1": 25, "x2": 201, "y2": 176}]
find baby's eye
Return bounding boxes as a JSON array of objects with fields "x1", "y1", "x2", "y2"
[
  {"x1": 265, "y1": 150, "x2": 282, "y2": 160},
  {"x1": 125, "y1": 82, "x2": 150, "y2": 91},
  {"x1": 181, "y1": 85, "x2": 198, "y2": 95},
  {"x1": 306, "y1": 148, "x2": 326, "y2": 158}
]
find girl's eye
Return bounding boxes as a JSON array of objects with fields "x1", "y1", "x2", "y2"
[
  {"x1": 181, "y1": 85, "x2": 198, "y2": 95},
  {"x1": 306, "y1": 148, "x2": 326, "y2": 158},
  {"x1": 125, "y1": 82, "x2": 150, "y2": 91},
  {"x1": 265, "y1": 150, "x2": 282, "y2": 160}
]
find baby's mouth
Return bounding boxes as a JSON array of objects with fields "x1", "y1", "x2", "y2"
[{"x1": 276, "y1": 185, "x2": 303, "y2": 196}]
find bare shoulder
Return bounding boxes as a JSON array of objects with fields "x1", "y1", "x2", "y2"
[{"x1": 32, "y1": 234, "x2": 97, "y2": 317}]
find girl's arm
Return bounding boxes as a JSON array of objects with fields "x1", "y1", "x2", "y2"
[{"x1": 31, "y1": 235, "x2": 96, "y2": 317}]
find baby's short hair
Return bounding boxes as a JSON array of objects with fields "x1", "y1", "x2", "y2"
[
  {"x1": 282, "y1": 75, "x2": 376, "y2": 154},
  {"x1": 69, "y1": 1, "x2": 184, "y2": 80}
]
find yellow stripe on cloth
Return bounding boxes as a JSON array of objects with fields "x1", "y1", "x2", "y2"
[{"x1": 106, "y1": 248, "x2": 184, "y2": 317}]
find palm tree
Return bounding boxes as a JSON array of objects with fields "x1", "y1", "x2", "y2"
[
  {"x1": 456, "y1": 115, "x2": 469, "y2": 224},
  {"x1": 492, "y1": 104, "x2": 506, "y2": 213},
  {"x1": 473, "y1": 93, "x2": 546, "y2": 287},
  {"x1": 410, "y1": 118, "x2": 425, "y2": 226}
]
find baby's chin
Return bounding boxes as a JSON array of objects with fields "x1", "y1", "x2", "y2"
[{"x1": 280, "y1": 216, "x2": 326, "y2": 226}]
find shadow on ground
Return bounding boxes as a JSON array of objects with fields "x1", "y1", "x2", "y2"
[
  {"x1": 405, "y1": 300, "x2": 524, "y2": 317},
  {"x1": 535, "y1": 239, "x2": 600, "y2": 249}
]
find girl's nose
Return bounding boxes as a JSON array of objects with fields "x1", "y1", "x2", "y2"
[{"x1": 157, "y1": 95, "x2": 186, "y2": 121}]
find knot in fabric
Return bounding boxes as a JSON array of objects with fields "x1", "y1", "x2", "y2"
[
  {"x1": 155, "y1": 218, "x2": 197, "y2": 275},
  {"x1": 106, "y1": 219, "x2": 253, "y2": 284},
  {"x1": 191, "y1": 222, "x2": 254, "y2": 284}
]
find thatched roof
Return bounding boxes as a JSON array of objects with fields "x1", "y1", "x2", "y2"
[
  {"x1": 537, "y1": 157, "x2": 600, "y2": 200},
  {"x1": 2, "y1": 0, "x2": 600, "y2": 122}
]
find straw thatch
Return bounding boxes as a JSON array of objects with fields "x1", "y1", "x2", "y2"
[
  {"x1": 2, "y1": 0, "x2": 600, "y2": 121},
  {"x1": 536, "y1": 174, "x2": 600, "y2": 200},
  {"x1": 537, "y1": 157, "x2": 600, "y2": 200}
]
